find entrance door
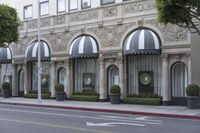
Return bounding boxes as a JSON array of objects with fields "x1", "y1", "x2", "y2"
[
  {"x1": 18, "y1": 70, "x2": 24, "y2": 97},
  {"x1": 171, "y1": 62, "x2": 188, "y2": 105},
  {"x1": 107, "y1": 65, "x2": 119, "y2": 95}
]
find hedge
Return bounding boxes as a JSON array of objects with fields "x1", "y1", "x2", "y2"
[
  {"x1": 123, "y1": 97, "x2": 162, "y2": 105},
  {"x1": 70, "y1": 95, "x2": 99, "y2": 102},
  {"x1": 24, "y1": 93, "x2": 51, "y2": 99}
]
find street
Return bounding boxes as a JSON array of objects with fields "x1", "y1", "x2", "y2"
[{"x1": 0, "y1": 104, "x2": 199, "y2": 133}]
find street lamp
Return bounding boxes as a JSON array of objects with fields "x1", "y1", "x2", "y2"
[{"x1": 37, "y1": 0, "x2": 42, "y2": 103}]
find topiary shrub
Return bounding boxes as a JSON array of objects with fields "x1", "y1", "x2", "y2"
[
  {"x1": 55, "y1": 83, "x2": 64, "y2": 92},
  {"x1": 186, "y1": 84, "x2": 200, "y2": 96},
  {"x1": 2, "y1": 82, "x2": 10, "y2": 91},
  {"x1": 110, "y1": 85, "x2": 120, "y2": 94}
]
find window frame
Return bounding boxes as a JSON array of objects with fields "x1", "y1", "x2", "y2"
[
  {"x1": 101, "y1": 0, "x2": 115, "y2": 5},
  {"x1": 23, "y1": 4, "x2": 33, "y2": 20},
  {"x1": 57, "y1": 0, "x2": 66, "y2": 13},
  {"x1": 39, "y1": 0, "x2": 49, "y2": 17},
  {"x1": 81, "y1": 0, "x2": 91, "y2": 9},
  {"x1": 69, "y1": 0, "x2": 78, "y2": 11}
]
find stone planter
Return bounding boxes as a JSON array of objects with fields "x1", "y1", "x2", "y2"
[
  {"x1": 2, "y1": 90, "x2": 11, "y2": 98},
  {"x1": 110, "y1": 93, "x2": 120, "y2": 104},
  {"x1": 56, "y1": 92, "x2": 65, "y2": 101},
  {"x1": 187, "y1": 96, "x2": 200, "y2": 109}
]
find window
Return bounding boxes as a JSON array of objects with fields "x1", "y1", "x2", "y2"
[
  {"x1": 57, "y1": 0, "x2": 65, "y2": 13},
  {"x1": 69, "y1": 0, "x2": 78, "y2": 11},
  {"x1": 24, "y1": 5, "x2": 32, "y2": 20},
  {"x1": 101, "y1": 0, "x2": 115, "y2": 5},
  {"x1": 81, "y1": 0, "x2": 91, "y2": 9},
  {"x1": 40, "y1": 0, "x2": 49, "y2": 16}
]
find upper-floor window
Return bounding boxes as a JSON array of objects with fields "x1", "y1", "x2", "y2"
[
  {"x1": 57, "y1": 0, "x2": 65, "y2": 13},
  {"x1": 24, "y1": 5, "x2": 32, "y2": 20},
  {"x1": 101, "y1": 0, "x2": 115, "y2": 5},
  {"x1": 40, "y1": 0, "x2": 49, "y2": 16},
  {"x1": 69, "y1": 0, "x2": 78, "y2": 11},
  {"x1": 81, "y1": 0, "x2": 91, "y2": 9}
]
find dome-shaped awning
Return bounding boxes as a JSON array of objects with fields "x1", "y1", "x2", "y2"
[
  {"x1": 124, "y1": 29, "x2": 161, "y2": 55},
  {"x1": 25, "y1": 40, "x2": 50, "y2": 61},
  {"x1": 0, "y1": 47, "x2": 12, "y2": 64},
  {"x1": 69, "y1": 35, "x2": 99, "y2": 58}
]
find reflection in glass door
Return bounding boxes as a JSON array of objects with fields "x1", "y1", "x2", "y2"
[
  {"x1": 18, "y1": 70, "x2": 24, "y2": 97},
  {"x1": 107, "y1": 65, "x2": 119, "y2": 94},
  {"x1": 58, "y1": 68, "x2": 66, "y2": 92}
]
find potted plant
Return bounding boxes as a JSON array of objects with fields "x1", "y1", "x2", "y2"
[
  {"x1": 110, "y1": 84, "x2": 121, "y2": 104},
  {"x1": 55, "y1": 83, "x2": 65, "y2": 101},
  {"x1": 186, "y1": 84, "x2": 200, "y2": 109},
  {"x1": 1, "y1": 82, "x2": 11, "y2": 98}
]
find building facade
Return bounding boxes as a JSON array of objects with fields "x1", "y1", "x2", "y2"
[{"x1": 0, "y1": 0, "x2": 199, "y2": 105}]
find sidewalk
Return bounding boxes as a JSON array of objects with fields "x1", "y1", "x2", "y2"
[{"x1": 0, "y1": 97, "x2": 200, "y2": 120}]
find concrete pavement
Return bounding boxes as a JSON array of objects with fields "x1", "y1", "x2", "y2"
[{"x1": 0, "y1": 97, "x2": 200, "y2": 120}]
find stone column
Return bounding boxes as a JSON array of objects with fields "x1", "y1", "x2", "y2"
[
  {"x1": 99, "y1": 58, "x2": 106, "y2": 101},
  {"x1": 65, "y1": 59, "x2": 71, "y2": 98},
  {"x1": 162, "y1": 54, "x2": 170, "y2": 105},
  {"x1": 118, "y1": 57, "x2": 125, "y2": 99},
  {"x1": 11, "y1": 64, "x2": 17, "y2": 96},
  {"x1": 50, "y1": 61, "x2": 56, "y2": 97},
  {"x1": 187, "y1": 54, "x2": 192, "y2": 84}
]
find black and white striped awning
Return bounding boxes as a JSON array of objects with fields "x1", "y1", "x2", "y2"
[
  {"x1": 124, "y1": 29, "x2": 161, "y2": 55},
  {"x1": 26, "y1": 40, "x2": 50, "y2": 61},
  {"x1": 0, "y1": 47, "x2": 12, "y2": 63},
  {"x1": 69, "y1": 35, "x2": 99, "y2": 58}
]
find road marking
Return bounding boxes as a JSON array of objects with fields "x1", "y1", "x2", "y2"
[
  {"x1": 0, "y1": 108, "x2": 162, "y2": 125},
  {"x1": 99, "y1": 115, "x2": 162, "y2": 124},
  {"x1": 87, "y1": 122, "x2": 145, "y2": 127},
  {"x1": 0, "y1": 118, "x2": 116, "y2": 133},
  {"x1": 135, "y1": 116, "x2": 163, "y2": 122}
]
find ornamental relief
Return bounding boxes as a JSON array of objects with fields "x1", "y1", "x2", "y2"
[
  {"x1": 19, "y1": 23, "x2": 24, "y2": 31},
  {"x1": 123, "y1": 0, "x2": 156, "y2": 14},
  {"x1": 70, "y1": 10, "x2": 98, "y2": 22},
  {"x1": 88, "y1": 22, "x2": 136, "y2": 48},
  {"x1": 54, "y1": 15, "x2": 65, "y2": 25},
  {"x1": 145, "y1": 19, "x2": 188, "y2": 43},
  {"x1": 42, "y1": 30, "x2": 79, "y2": 53},
  {"x1": 12, "y1": 37, "x2": 34, "y2": 56},
  {"x1": 103, "y1": 7, "x2": 118, "y2": 18},
  {"x1": 40, "y1": 18, "x2": 50, "y2": 28},
  {"x1": 27, "y1": 20, "x2": 37, "y2": 29}
]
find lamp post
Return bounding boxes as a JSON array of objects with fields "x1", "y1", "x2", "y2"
[{"x1": 37, "y1": 0, "x2": 42, "y2": 103}]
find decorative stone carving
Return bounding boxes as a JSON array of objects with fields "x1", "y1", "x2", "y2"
[
  {"x1": 103, "y1": 7, "x2": 118, "y2": 18},
  {"x1": 27, "y1": 20, "x2": 37, "y2": 29},
  {"x1": 145, "y1": 19, "x2": 188, "y2": 43},
  {"x1": 12, "y1": 37, "x2": 34, "y2": 56},
  {"x1": 70, "y1": 10, "x2": 98, "y2": 22},
  {"x1": 19, "y1": 22, "x2": 24, "y2": 31},
  {"x1": 54, "y1": 15, "x2": 65, "y2": 25},
  {"x1": 40, "y1": 17, "x2": 50, "y2": 27},
  {"x1": 161, "y1": 54, "x2": 168, "y2": 61},
  {"x1": 123, "y1": 0, "x2": 155, "y2": 14},
  {"x1": 88, "y1": 22, "x2": 136, "y2": 48},
  {"x1": 42, "y1": 30, "x2": 79, "y2": 53}
]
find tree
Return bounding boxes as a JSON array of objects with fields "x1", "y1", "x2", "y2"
[
  {"x1": 156, "y1": 0, "x2": 200, "y2": 35},
  {"x1": 0, "y1": 4, "x2": 20, "y2": 47}
]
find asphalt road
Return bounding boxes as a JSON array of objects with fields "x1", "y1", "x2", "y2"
[{"x1": 0, "y1": 104, "x2": 199, "y2": 133}]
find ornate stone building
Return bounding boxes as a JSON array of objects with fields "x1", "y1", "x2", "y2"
[{"x1": 0, "y1": 0, "x2": 199, "y2": 105}]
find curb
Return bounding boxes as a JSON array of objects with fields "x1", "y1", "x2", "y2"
[{"x1": 0, "y1": 102, "x2": 200, "y2": 120}]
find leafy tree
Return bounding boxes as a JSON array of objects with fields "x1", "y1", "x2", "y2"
[
  {"x1": 156, "y1": 0, "x2": 200, "y2": 35},
  {"x1": 0, "y1": 4, "x2": 20, "y2": 47}
]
